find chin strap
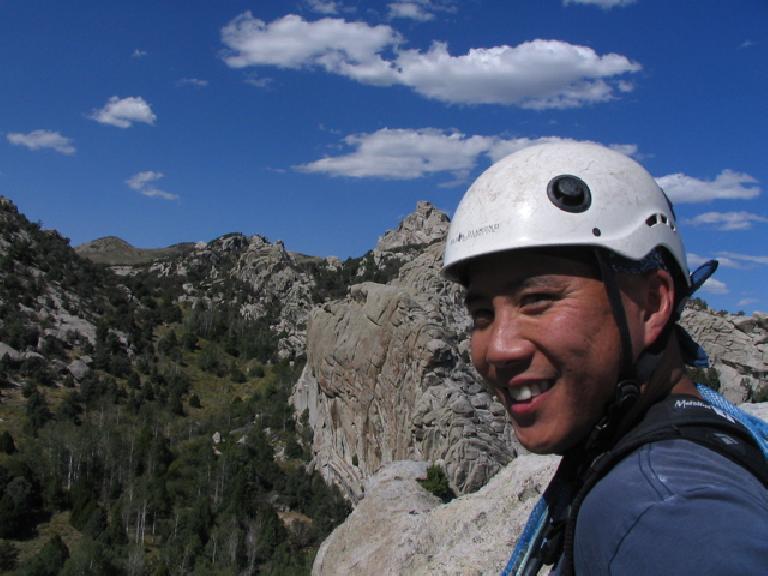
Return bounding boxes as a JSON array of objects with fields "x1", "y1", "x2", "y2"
[
  {"x1": 586, "y1": 250, "x2": 642, "y2": 455},
  {"x1": 594, "y1": 250, "x2": 635, "y2": 383}
]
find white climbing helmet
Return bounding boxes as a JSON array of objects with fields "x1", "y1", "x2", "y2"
[{"x1": 443, "y1": 141, "x2": 690, "y2": 286}]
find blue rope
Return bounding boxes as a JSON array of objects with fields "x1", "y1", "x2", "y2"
[
  {"x1": 500, "y1": 495, "x2": 549, "y2": 576},
  {"x1": 697, "y1": 384, "x2": 768, "y2": 459}
]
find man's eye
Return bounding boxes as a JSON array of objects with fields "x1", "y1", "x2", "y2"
[
  {"x1": 520, "y1": 293, "x2": 557, "y2": 309},
  {"x1": 469, "y1": 308, "x2": 493, "y2": 329}
]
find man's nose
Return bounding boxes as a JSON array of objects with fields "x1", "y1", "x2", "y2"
[{"x1": 485, "y1": 311, "x2": 535, "y2": 368}]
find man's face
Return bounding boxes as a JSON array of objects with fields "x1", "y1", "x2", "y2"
[{"x1": 465, "y1": 250, "x2": 625, "y2": 454}]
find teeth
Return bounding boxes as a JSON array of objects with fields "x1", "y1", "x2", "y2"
[{"x1": 509, "y1": 381, "x2": 552, "y2": 402}]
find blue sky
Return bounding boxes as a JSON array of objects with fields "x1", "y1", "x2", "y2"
[{"x1": 2, "y1": 0, "x2": 766, "y2": 313}]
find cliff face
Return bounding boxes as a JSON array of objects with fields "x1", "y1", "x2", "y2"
[
  {"x1": 292, "y1": 241, "x2": 517, "y2": 500},
  {"x1": 681, "y1": 307, "x2": 768, "y2": 403},
  {"x1": 312, "y1": 456, "x2": 560, "y2": 576}
]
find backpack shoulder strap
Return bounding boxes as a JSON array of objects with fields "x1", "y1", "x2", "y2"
[
  {"x1": 558, "y1": 393, "x2": 768, "y2": 576},
  {"x1": 610, "y1": 394, "x2": 768, "y2": 486}
]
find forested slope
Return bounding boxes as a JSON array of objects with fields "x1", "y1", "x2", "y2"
[{"x1": 0, "y1": 198, "x2": 349, "y2": 575}]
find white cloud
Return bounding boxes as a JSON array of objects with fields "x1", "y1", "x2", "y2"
[
  {"x1": 140, "y1": 188, "x2": 179, "y2": 201},
  {"x1": 563, "y1": 0, "x2": 636, "y2": 8},
  {"x1": 306, "y1": 0, "x2": 344, "y2": 15},
  {"x1": 394, "y1": 40, "x2": 640, "y2": 107},
  {"x1": 127, "y1": 170, "x2": 164, "y2": 190},
  {"x1": 739, "y1": 40, "x2": 755, "y2": 49},
  {"x1": 220, "y1": 13, "x2": 640, "y2": 108},
  {"x1": 295, "y1": 129, "x2": 636, "y2": 181},
  {"x1": 126, "y1": 171, "x2": 178, "y2": 201},
  {"x1": 687, "y1": 252, "x2": 754, "y2": 270},
  {"x1": 656, "y1": 170, "x2": 760, "y2": 203},
  {"x1": 737, "y1": 297, "x2": 758, "y2": 307},
  {"x1": 7, "y1": 129, "x2": 75, "y2": 155},
  {"x1": 132, "y1": 48, "x2": 148, "y2": 58},
  {"x1": 686, "y1": 252, "x2": 708, "y2": 269},
  {"x1": 684, "y1": 211, "x2": 768, "y2": 231},
  {"x1": 178, "y1": 78, "x2": 208, "y2": 87},
  {"x1": 90, "y1": 96, "x2": 157, "y2": 128},
  {"x1": 388, "y1": 2, "x2": 435, "y2": 21},
  {"x1": 716, "y1": 252, "x2": 768, "y2": 266},
  {"x1": 297, "y1": 128, "x2": 492, "y2": 179},
  {"x1": 243, "y1": 74, "x2": 273, "y2": 88},
  {"x1": 221, "y1": 13, "x2": 399, "y2": 72},
  {"x1": 700, "y1": 277, "x2": 729, "y2": 295}
]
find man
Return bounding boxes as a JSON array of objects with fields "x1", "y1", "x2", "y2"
[{"x1": 443, "y1": 142, "x2": 768, "y2": 575}]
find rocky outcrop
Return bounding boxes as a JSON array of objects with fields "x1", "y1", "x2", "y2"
[
  {"x1": 312, "y1": 456, "x2": 560, "y2": 576},
  {"x1": 149, "y1": 233, "x2": 330, "y2": 359},
  {"x1": 681, "y1": 308, "x2": 768, "y2": 403},
  {"x1": 375, "y1": 200, "x2": 450, "y2": 253},
  {"x1": 292, "y1": 241, "x2": 517, "y2": 501}
]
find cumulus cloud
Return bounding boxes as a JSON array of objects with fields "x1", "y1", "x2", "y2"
[
  {"x1": 295, "y1": 129, "x2": 635, "y2": 181},
  {"x1": 126, "y1": 171, "x2": 178, "y2": 201},
  {"x1": 178, "y1": 78, "x2": 208, "y2": 87},
  {"x1": 737, "y1": 297, "x2": 758, "y2": 307},
  {"x1": 297, "y1": 128, "x2": 491, "y2": 179},
  {"x1": 132, "y1": 49, "x2": 148, "y2": 58},
  {"x1": 563, "y1": 0, "x2": 636, "y2": 8},
  {"x1": 221, "y1": 13, "x2": 399, "y2": 73},
  {"x1": 220, "y1": 13, "x2": 640, "y2": 108},
  {"x1": 90, "y1": 96, "x2": 157, "y2": 128},
  {"x1": 656, "y1": 170, "x2": 760, "y2": 203},
  {"x1": 394, "y1": 40, "x2": 640, "y2": 107},
  {"x1": 684, "y1": 211, "x2": 768, "y2": 231},
  {"x1": 7, "y1": 129, "x2": 75, "y2": 155}
]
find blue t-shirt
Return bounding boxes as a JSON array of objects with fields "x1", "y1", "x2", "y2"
[{"x1": 556, "y1": 438, "x2": 768, "y2": 575}]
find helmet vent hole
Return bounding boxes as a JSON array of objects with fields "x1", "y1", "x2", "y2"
[
  {"x1": 646, "y1": 213, "x2": 675, "y2": 230},
  {"x1": 592, "y1": 228, "x2": 602, "y2": 237},
  {"x1": 547, "y1": 175, "x2": 591, "y2": 213}
]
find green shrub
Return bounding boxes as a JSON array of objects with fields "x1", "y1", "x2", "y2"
[{"x1": 418, "y1": 464, "x2": 456, "y2": 503}]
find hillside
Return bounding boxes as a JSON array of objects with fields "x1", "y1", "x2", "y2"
[
  {"x1": 74, "y1": 236, "x2": 196, "y2": 266},
  {"x1": 0, "y1": 197, "x2": 351, "y2": 575}
]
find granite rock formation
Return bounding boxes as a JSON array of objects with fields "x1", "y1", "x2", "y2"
[
  {"x1": 312, "y1": 456, "x2": 560, "y2": 576},
  {"x1": 681, "y1": 306, "x2": 768, "y2": 403},
  {"x1": 292, "y1": 240, "x2": 517, "y2": 501}
]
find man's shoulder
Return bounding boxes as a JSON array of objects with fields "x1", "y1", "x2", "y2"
[
  {"x1": 590, "y1": 436, "x2": 768, "y2": 505},
  {"x1": 574, "y1": 438, "x2": 768, "y2": 575}
]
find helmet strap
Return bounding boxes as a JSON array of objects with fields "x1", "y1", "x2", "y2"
[
  {"x1": 594, "y1": 249, "x2": 635, "y2": 382},
  {"x1": 581, "y1": 249, "x2": 643, "y2": 456}
]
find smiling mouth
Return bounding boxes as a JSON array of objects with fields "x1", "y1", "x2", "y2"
[{"x1": 507, "y1": 381, "x2": 554, "y2": 402}]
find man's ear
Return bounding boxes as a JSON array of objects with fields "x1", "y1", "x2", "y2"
[{"x1": 642, "y1": 269, "x2": 675, "y2": 348}]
